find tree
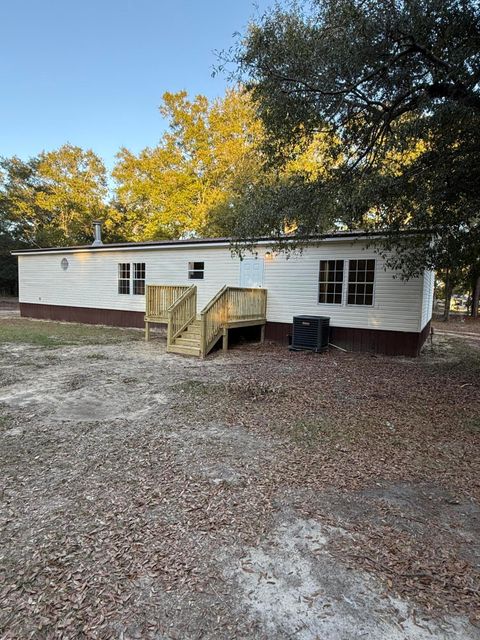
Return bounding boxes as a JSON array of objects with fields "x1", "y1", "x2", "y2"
[
  {"x1": 113, "y1": 89, "x2": 267, "y2": 240},
  {"x1": 231, "y1": 0, "x2": 480, "y2": 316},
  {"x1": 0, "y1": 146, "x2": 113, "y2": 293},
  {"x1": 0, "y1": 145, "x2": 110, "y2": 248},
  {"x1": 0, "y1": 214, "x2": 21, "y2": 296},
  {"x1": 35, "y1": 144, "x2": 110, "y2": 245},
  {"x1": 0, "y1": 157, "x2": 49, "y2": 247}
]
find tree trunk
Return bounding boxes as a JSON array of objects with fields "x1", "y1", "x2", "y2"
[
  {"x1": 443, "y1": 272, "x2": 452, "y2": 322},
  {"x1": 472, "y1": 275, "x2": 480, "y2": 319}
]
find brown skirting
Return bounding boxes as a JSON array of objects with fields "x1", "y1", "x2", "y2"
[
  {"x1": 19, "y1": 302, "x2": 430, "y2": 356},
  {"x1": 265, "y1": 320, "x2": 431, "y2": 357},
  {"x1": 19, "y1": 302, "x2": 145, "y2": 329}
]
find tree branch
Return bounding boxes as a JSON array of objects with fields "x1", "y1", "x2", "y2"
[{"x1": 426, "y1": 82, "x2": 480, "y2": 111}]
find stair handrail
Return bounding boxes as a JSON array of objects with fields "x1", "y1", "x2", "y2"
[
  {"x1": 167, "y1": 285, "x2": 197, "y2": 348},
  {"x1": 199, "y1": 285, "x2": 228, "y2": 357},
  {"x1": 199, "y1": 286, "x2": 267, "y2": 357}
]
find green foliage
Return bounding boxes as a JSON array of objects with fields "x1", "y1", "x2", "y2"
[
  {"x1": 0, "y1": 88, "x2": 345, "y2": 272},
  {"x1": 35, "y1": 144, "x2": 110, "y2": 245},
  {"x1": 0, "y1": 145, "x2": 112, "y2": 248},
  {"x1": 0, "y1": 145, "x2": 121, "y2": 288},
  {"x1": 208, "y1": 127, "x2": 344, "y2": 242},
  {"x1": 232, "y1": 0, "x2": 480, "y2": 278},
  {"x1": 0, "y1": 218, "x2": 21, "y2": 295}
]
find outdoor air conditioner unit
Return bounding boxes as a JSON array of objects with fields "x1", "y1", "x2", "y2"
[{"x1": 290, "y1": 315, "x2": 330, "y2": 353}]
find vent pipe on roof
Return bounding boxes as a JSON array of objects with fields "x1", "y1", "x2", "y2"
[{"x1": 92, "y1": 220, "x2": 103, "y2": 246}]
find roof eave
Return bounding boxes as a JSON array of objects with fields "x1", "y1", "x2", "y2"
[{"x1": 11, "y1": 231, "x2": 390, "y2": 256}]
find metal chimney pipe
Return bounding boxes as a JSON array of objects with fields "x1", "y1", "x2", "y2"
[{"x1": 92, "y1": 220, "x2": 103, "y2": 246}]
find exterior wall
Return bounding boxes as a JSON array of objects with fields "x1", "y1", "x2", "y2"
[
  {"x1": 18, "y1": 245, "x2": 240, "y2": 315},
  {"x1": 421, "y1": 270, "x2": 435, "y2": 329},
  {"x1": 17, "y1": 239, "x2": 426, "y2": 334},
  {"x1": 263, "y1": 246, "x2": 424, "y2": 332}
]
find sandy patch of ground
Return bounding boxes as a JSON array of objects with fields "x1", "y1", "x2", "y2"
[
  {"x1": 0, "y1": 343, "x2": 170, "y2": 421},
  {"x1": 230, "y1": 516, "x2": 473, "y2": 639},
  {"x1": 0, "y1": 319, "x2": 479, "y2": 638}
]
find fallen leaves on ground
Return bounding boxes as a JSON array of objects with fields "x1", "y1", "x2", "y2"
[{"x1": 0, "y1": 331, "x2": 479, "y2": 637}]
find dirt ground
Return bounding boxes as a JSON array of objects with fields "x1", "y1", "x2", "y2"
[
  {"x1": 0, "y1": 312, "x2": 479, "y2": 639},
  {"x1": 0, "y1": 298, "x2": 18, "y2": 320},
  {"x1": 433, "y1": 316, "x2": 480, "y2": 349}
]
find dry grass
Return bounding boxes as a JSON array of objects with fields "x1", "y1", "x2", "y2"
[{"x1": 0, "y1": 317, "x2": 142, "y2": 347}]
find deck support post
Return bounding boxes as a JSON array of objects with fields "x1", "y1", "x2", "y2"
[
  {"x1": 145, "y1": 321, "x2": 150, "y2": 342},
  {"x1": 166, "y1": 312, "x2": 173, "y2": 350},
  {"x1": 260, "y1": 324, "x2": 265, "y2": 344},
  {"x1": 200, "y1": 315, "x2": 206, "y2": 358},
  {"x1": 222, "y1": 327, "x2": 229, "y2": 352}
]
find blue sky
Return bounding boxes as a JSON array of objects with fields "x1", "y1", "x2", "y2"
[{"x1": 0, "y1": 0, "x2": 272, "y2": 169}]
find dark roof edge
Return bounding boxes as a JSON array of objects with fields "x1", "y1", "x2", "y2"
[{"x1": 11, "y1": 230, "x2": 421, "y2": 255}]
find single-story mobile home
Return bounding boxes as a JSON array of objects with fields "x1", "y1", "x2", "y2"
[{"x1": 12, "y1": 228, "x2": 434, "y2": 357}]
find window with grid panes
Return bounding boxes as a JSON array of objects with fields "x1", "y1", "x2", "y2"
[
  {"x1": 347, "y1": 259, "x2": 375, "y2": 305},
  {"x1": 133, "y1": 263, "x2": 146, "y2": 295},
  {"x1": 318, "y1": 260, "x2": 344, "y2": 304},
  {"x1": 118, "y1": 263, "x2": 130, "y2": 294}
]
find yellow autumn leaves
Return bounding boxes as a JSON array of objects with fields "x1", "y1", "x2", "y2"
[
  {"x1": 1, "y1": 87, "x2": 344, "y2": 246},
  {"x1": 111, "y1": 88, "x2": 342, "y2": 240}
]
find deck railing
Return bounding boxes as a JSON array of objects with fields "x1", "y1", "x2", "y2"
[
  {"x1": 226, "y1": 287, "x2": 268, "y2": 323},
  {"x1": 200, "y1": 286, "x2": 267, "y2": 356},
  {"x1": 146, "y1": 283, "x2": 267, "y2": 354},
  {"x1": 145, "y1": 284, "x2": 190, "y2": 321},
  {"x1": 167, "y1": 285, "x2": 197, "y2": 348}
]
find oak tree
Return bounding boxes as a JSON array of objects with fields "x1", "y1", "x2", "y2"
[{"x1": 232, "y1": 0, "x2": 480, "y2": 315}]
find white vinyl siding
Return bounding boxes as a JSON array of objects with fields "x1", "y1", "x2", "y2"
[
  {"x1": 262, "y1": 246, "x2": 424, "y2": 332},
  {"x1": 18, "y1": 246, "x2": 239, "y2": 314},
  {"x1": 421, "y1": 270, "x2": 435, "y2": 329},
  {"x1": 17, "y1": 240, "x2": 428, "y2": 333}
]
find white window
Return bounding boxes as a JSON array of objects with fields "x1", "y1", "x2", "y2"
[
  {"x1": 118, "y1": 263, "x2": 130, "y2": 295},
  {"x1": 188, "y1": 261, "x2": 204, "y2": 280},
  {"x1": 347, "y1": 259, "x2": 375, "y2": 305},
  {"x1": 118, "y1": 262, "x2": 146, "y2": 295},
  {"x1": 318, "y1": 260, "x2": 344, "y2": 304},
  {"x1": 133, "y1": 263, "x2": 146, "y2": 295}
]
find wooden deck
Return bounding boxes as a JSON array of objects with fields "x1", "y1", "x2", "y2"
[{"x1": 145, "y1": 284, "x2": 267, "y2": 357}]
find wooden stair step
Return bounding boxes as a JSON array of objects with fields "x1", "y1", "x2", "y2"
[
  {"x1": 168, "y1": 344, "x2": 201, "y2": 357},
  {"x1": 175, "y1": 336, "x2": 201, "y2": 347}
]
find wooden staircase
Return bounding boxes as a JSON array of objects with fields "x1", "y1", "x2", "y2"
[
  {"x1": 167, "y1": 318, "x2": 202, "y2": 357},
  {"x1": 145, "y1": 284, "x2": 267, "y2": 358}
]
